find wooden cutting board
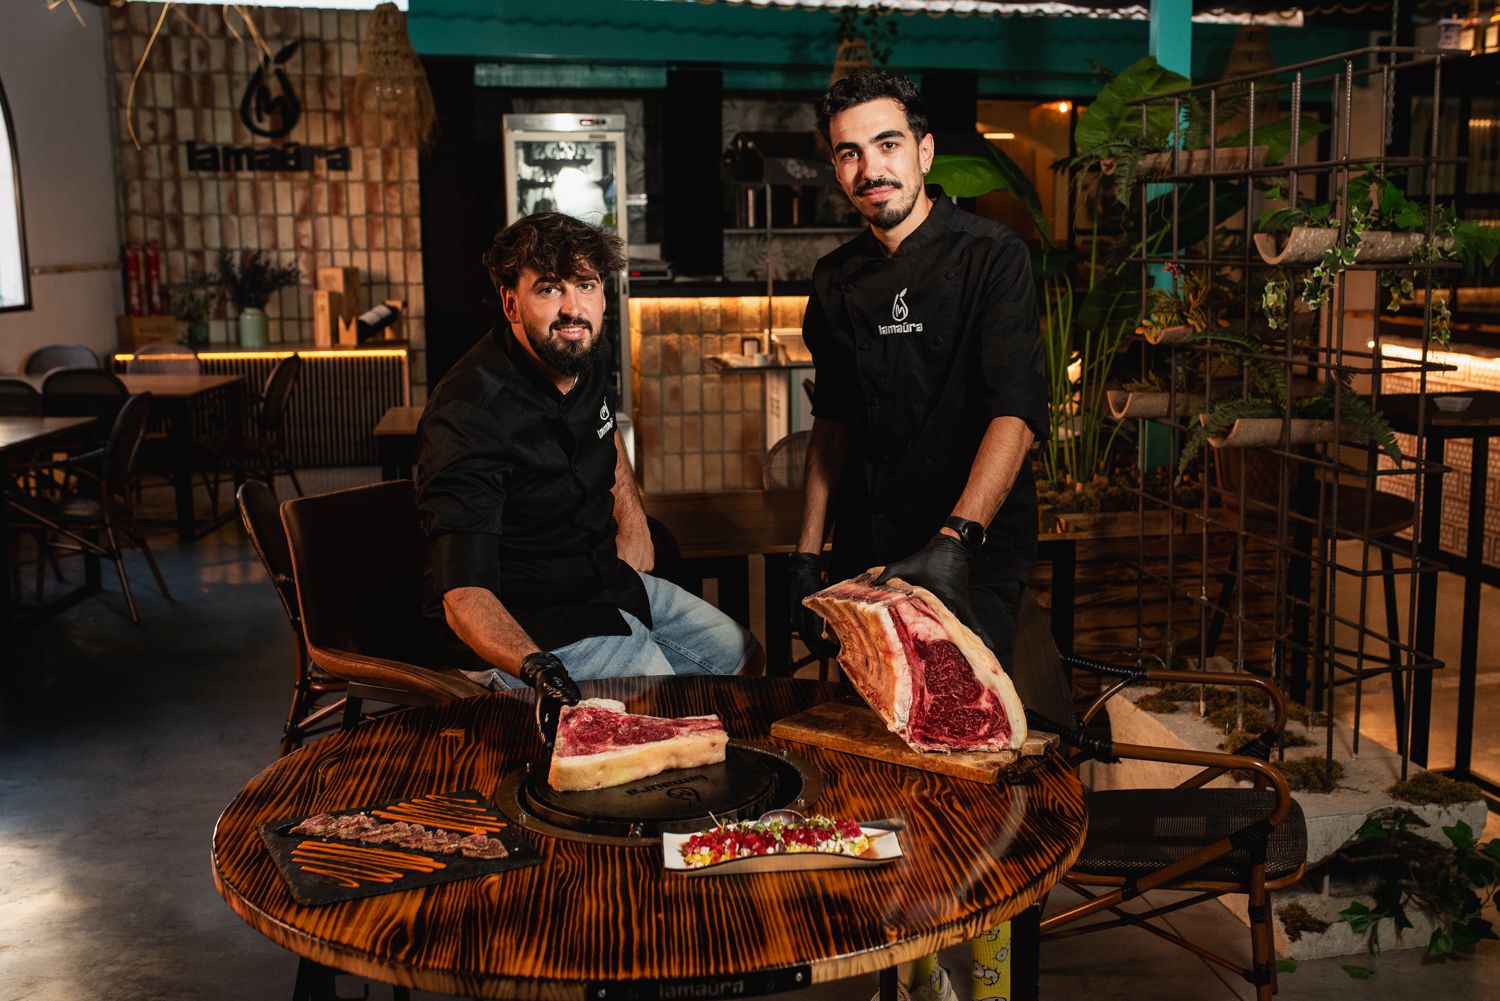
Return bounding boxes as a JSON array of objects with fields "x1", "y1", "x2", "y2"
[{"x1": 770, "y1": 697, "x2": 1058, "y2": 783}]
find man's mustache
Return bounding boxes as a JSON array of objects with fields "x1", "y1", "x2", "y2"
[
  {"x1": 856, "y1": 178, "x2": 902, "y2": 195},
  {"x1": 551, "y1": 316, "x2": 593, "y2": 334}
]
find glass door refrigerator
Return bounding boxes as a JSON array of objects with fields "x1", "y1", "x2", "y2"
[{"x1": 502, "y1": 113, "x2": 633, "y2": 456}]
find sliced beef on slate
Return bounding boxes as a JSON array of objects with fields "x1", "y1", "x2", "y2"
[
  {"x1": 548, "y1": 698, "x2": 729, "y2": 791},
  {"x1": 803, "y1": 573, "x2": 1027, "y2": 752}
]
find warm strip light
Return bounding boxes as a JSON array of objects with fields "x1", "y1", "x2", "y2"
[
  {"x1": 1383, "y1": 341, "x2": 1500, "y2": 377},
  {"x1": 984, "y1": 132, "x2": 1017, "y2": 140},
  {"x1": 1471, "y1": 118, "x2": 1499, "y2": 128}
]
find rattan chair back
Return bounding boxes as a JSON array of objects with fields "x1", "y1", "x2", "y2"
[
  {"x1": 41, "y1": 367, "x2": 129, "y2": 429},
  {"x1": 762, "y1": 431, "x2": 810, "y2": 490}
]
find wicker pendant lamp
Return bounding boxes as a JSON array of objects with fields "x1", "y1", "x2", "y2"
[
  {"x1": 352, "y1": 2, "x2": 436, "y2": 151},
  {"x1": 830, "y1": 36, "x2": 874, "y2": 86}
]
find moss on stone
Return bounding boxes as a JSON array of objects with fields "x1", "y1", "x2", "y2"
[
  {"x1": 1134, "y1": 693, "x2": 1182, "y2": 713},
  {"x1": 1388, "y1": 771, "x2": 1484, "y2": 807},
  {"x1": 1220, "y1": 728, "x2": 1309, "y2": 752},
  {"x1": 1277, "y1": 901, "x2": 1331, "y2": 942},
  {"x1": 1277, "y1": 757, "x2": 1344, "y2": 793},
  {"x1": 1206, "y1": 704, "x2": 1270, "y2": 735}
]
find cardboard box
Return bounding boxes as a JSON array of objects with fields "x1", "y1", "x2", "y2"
[
  {"x1": 316, "y1": 266, "x2": 362, "y2": 319},
  {"x1": 117, "y1": 315, "x2": 179, "y2": 351},
  {"x1": 313, "y1": 289, "x2": 345, "y2": 347}
]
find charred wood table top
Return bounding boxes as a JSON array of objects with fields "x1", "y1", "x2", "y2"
[{"x1": 212, "y1": 677, "x2": 1087, "y2": 1000}]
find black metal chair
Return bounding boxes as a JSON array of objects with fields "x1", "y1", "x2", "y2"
[
  {"x1": 24, "y1": 344, "x2": 100, "y2": 375},
  {"x1": 215, "y1": 354, "x2": 304, "y2": 497},
  {"x1": 41, "y1": 368, "x2": 130, "y2": 443},
  {"x1": 0, "y1": 378, "x2": 42, "y2": 417},
  {"x1": 237, "y1": 480, "x2": 348, "y2": 755},
  {"x1": 1015, "y1": 592, "x2": 1307, "y2": 1001},
  {"x1": 128, "y1": 342, "x2": 201, "y2": 375},
  {"x1": 6, "y1": 394, "x2": 173, "y2": 623}
]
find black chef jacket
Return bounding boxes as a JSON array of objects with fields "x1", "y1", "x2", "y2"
[
  {"x1": 415, "y1": 328, "x2": 650, "y2": 653},
  {"x1": 802, "y1": 188, "x2": 1048, "y2": 584}
]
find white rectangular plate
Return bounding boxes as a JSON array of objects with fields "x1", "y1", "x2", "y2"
[{"x1": 662, "y1": 827, "x2": 903, "y2": 877}]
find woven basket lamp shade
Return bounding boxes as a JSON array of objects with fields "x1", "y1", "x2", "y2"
[
  {"x1": 353, "y1": 2, "x2": 436, "y2": 151},
  {"x1": 830, "y1": 37, "x2": 873, "y2": 86}
]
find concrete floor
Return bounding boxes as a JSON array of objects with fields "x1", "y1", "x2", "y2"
[{"x1": 1, "y1": 470, "x2": 1496, "y2": 1001}]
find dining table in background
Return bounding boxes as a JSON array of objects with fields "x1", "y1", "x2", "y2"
[
  {"x1": 0, "y1": 415, "x2": 99, "y2": 632},
  {"x1": 212, "y1": 676, "x2": 1087, "y2": 1001},
  {"x1": 372, "y1": 403, "x2": 424, "y2": 481},
  {"x1": 1380, "y1": 390, "x2": 1500, "y2": 784},
  {"x1": 17, "y1": 371, "x2": 246, "y2": 541}
]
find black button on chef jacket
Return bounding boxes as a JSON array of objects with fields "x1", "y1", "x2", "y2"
[
  {"x1": 415, "y1": 327, "x2": 650, "y2": 653},
  {"x1": 802, "y1": 188, "x2": 1049, "y2": 584}
]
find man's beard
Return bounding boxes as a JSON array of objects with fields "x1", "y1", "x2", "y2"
[
  {"x1": 525, "y1": 314, "x2": 600, "y2": 377},
  {"x1": 855, "y1": 178, "x2": 920, "y2": 230}
]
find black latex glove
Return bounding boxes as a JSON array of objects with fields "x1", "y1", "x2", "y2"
[
  {"x1": 520, "y1": 651, "x2": 580, "y2": 748},
  {"x1": 874, "y1": 534, "x2": 995, "y2": 650},
  {"x1": 787, "y1": 551, "x2": 840, "y2": 658}
]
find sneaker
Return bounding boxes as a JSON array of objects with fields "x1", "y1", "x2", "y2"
[{"x1": 911, "y1": 966, "x2": 957, "y2": 1001}]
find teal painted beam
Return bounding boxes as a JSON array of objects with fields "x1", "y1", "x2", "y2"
[
  {"x1": 411, "y1": 1, "x2": 1368, "y2": 93},
  {"x1": 1149, "y1": 0, "x2": 1193, "y2": 76}
]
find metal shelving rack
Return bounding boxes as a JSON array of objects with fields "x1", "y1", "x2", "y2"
[{"x1": 1119, "y1": 46, "x2": 1467, "y2": 783}]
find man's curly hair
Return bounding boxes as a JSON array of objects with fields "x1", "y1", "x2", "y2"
[
  {"x1": 482, "y1": 212, "x2": 626, "y2": 292},
  {"x1": 815, "y1": 69, "x2": 929, "y2": 144}
]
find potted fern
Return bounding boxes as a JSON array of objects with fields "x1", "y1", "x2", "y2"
[{"x1": 211, "y1": 250, "x2": 301, "y2": 349}]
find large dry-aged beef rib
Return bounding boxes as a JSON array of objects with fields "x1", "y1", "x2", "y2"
[
  {"x1": 548, "y1": 698, "x2": 729, "y2": 791},
  {"x1": 803, "y1": 573, "x2": 1027, "y2": 752}
]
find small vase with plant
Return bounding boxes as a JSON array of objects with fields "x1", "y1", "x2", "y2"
[
  {"x1": 211, "y1": 250, "x2": 300, "y2": 349},
  {"x1": 170, "y1": 279, "x2": 218, "y2": 348}
]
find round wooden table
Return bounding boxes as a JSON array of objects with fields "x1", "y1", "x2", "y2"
[{"x1": 213, "y1": 678, "x2": 1087, "y2": 999}]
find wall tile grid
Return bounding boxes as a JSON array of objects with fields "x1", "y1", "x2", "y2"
[
  {"x1": 1378, "y1": 345, "x2": 1500, "y2": 566},
  {"x1": 109, "y1": 4, "x2": 426, "y2": 400},
  {"x1": 631, "y1": 296, "x2": 808, "y2": 493}
]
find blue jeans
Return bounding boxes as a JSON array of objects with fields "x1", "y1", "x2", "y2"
[{"x1": 464, "y1": 573, "x2": 756, "y2": 691}]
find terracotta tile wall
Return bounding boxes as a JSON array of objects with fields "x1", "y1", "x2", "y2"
[
  {"x1": 630, "y1": 295, "x2": 808, "y2": 493},
  {"x1": 1378, "y1": 341, "x2": 1500, "y2": 564},
  {"x1": 108, "y1": 4, "x2": 427, "y2": 399}
]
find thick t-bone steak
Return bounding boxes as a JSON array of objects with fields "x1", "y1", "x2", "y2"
[
  {"x1": 548, "y1": 698, "x2": 729, "y2": 792},
  {"x1": 803, "y1": 574, "x2": 1027, "y2": 752}
]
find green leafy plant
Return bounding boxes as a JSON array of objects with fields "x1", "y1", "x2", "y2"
[
  {"x1": 169, "y1": 282, "x2": 216, "y2": 325},
  {"x1": 1135, "y1": 264, "x2": 1230, "y2": 341},
  {"x1": 211, "y1": 249, "x2": 300, "y2": 313},
  {"x1": 1337, "y1": 809, "x2": 1500, "y2": 961}
]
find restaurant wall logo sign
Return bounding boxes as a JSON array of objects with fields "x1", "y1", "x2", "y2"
[
  {"x1": 879, "y1": 287, "x2": 923, "y2": 336},
  {"x1": 184, "y1": 40, "x2": 351, "y2": 174}
]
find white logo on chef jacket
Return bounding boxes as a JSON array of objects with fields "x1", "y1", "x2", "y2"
[
  {"x1": 879, "y1": 287, "x2": 924, "y2": 336},
  {"x1": 596, "y1": 397, "x2": 615, "y2": 438}
]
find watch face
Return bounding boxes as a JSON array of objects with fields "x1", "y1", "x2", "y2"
[{"x1": 961, "y1": 523, "x2": 986, "y2": 550}]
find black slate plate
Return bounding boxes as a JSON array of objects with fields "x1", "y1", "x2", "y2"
[{"x1": 260, "y1": 789, "x2": 542, "y2": 906}]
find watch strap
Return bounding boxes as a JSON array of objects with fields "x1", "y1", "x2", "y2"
[{"x1": 942, "y1": 516, "x2": 986, "y2": 552}]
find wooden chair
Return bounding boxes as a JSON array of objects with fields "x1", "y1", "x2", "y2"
[
  {"x1": 1025, "y1": 608, "x2": 1307, "y2": 1000},
  {"x1": 236, "y1": 480, "x2": 348, "y2": 755},
  {"x1": 6, "y1": 394, "x2": 173, "y2": 623},
  {"x1": 279, "y1": 480, "x2": 487, "y2": 715},
  {"x1": 24, "y1": 344, "x2": 100, "y2": 375},
  {"x1": 216, "y1": 354, "x2": 305, "y2": 497}
]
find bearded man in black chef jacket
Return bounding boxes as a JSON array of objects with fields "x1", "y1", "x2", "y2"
[
  {"x1": 789, "y1": 69, "x2": 1049, "y2": 670},
  {"x1": 787, "y1": 69, "x2": 1052, "y2": 1001},
  {"x1": 417, "y1": 212, "x2": 759, "y2": 710}
]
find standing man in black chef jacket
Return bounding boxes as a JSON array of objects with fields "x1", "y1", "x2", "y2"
[
  {"x1": 788, "y1": 68, "x2": 1050, "y2": 1001},
  {"x1": 790, "y1": 69, "x2": 1048, "y2": 668},
  {"x1": 417, "y1": 212, "x2": 759, "y2": 710}
]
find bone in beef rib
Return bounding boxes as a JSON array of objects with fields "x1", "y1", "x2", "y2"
[
  {"x1": 803, "y1": 573, "x2": 1027, "y2": 752},
  {"x1": 548, "y1": 698, "x2": 729, "y2": 791}
]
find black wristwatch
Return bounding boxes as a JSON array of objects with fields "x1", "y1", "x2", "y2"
[{"x1": 943, "y1": 516, "x2": 988, "y2": 553}]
